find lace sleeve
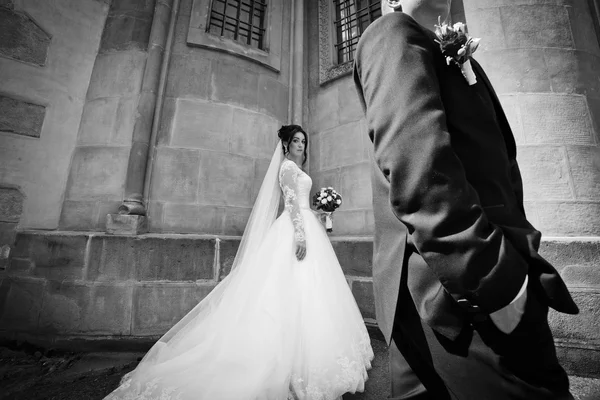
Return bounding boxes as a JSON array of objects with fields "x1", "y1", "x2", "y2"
[{"x1": 279, "y1": 160, "x2": 305, "y2": 243}]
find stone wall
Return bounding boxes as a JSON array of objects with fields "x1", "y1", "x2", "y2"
[
  {"x1": 0, "y1": 0, "x2": 109, "y2": 230},
  {"x1": 146, "y1": 0, "x2": 292, "y2": 235}
]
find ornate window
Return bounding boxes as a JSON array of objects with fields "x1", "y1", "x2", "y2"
[
  {"x1": 333, "y1": 0, "x2": 381, "y2": 64},
  {"x1": 207, "y1": 0, "x2": 267, "y2": 50}
]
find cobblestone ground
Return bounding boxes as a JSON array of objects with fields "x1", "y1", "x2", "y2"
[{"x1": 1, "y1": 336, "x2": 599, "y2": 400}]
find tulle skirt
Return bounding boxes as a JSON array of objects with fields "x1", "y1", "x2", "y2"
[{"x1": 104, "y1": 209, "x2": 374, "y2": 400}]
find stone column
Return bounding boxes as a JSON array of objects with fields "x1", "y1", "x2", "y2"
[
  {"x1": 111, "y1": 0, "x2": 175, "y2": 234},
  {"x1": 290, "y1": 0, "x2": 305, "y2": 125},
  {"x1": 461, "y1": 0, "x2": 600, "y2": 375}
]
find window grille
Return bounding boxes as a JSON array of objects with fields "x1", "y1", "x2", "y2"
[
  {"x1": 333, "y1": 0, "x2": 381, "y2": 64},
  {"x1": 207, "y1": 0, "x2": 267, "y2": 50}
]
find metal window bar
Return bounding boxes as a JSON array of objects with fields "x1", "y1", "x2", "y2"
[
  {"x1": 208, "y1": 0, "x2": 267, "y2": 49},
  {"x1": 333, "y1": 0, "x2": 381, "y2": 64}
]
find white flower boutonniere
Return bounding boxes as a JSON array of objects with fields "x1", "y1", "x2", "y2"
[{"x1": 434, "y1": 17, "x2": 481, "y2": 85}]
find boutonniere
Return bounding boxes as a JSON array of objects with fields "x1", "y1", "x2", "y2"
[{"x1": 434, "y1": 17, "x2": 481, "y2": 85}]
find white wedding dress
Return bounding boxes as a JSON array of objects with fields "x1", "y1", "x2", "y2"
[{"x1": 104, "y1": 158, "x2": 373, "y2": 400}]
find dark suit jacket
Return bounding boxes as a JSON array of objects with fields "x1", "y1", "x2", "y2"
[{"x1": 353, "y1": 12, "x2": 578, "y2": 344}]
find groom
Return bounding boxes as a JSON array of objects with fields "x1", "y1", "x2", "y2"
[{"x1": 353, "y1": 0, "x2": 579, "y2": 399}]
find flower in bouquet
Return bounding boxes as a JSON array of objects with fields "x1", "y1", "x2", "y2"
[
  {"x1": 433, "y1": 17, "x2": 481, "y2": 85},
  {"x1": 312, "y1": 187, "x2": 343, "y2": 232}
]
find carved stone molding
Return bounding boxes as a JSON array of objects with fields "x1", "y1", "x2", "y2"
[
  {"x1": 318, "y1": 0, "x2": 353, "y2": 85},
  {"x1": 0, "y1": 94, "x2": 46, "y2": 138}
]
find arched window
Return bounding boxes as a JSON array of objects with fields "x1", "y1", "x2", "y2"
[{"x1": 207, "y1": 0, "x2": 267, "y2": 50}]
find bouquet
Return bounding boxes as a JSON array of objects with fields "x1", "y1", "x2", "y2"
[
  {"x1": 433, "y1": 17, "x2": 481, "y2": 85},
  {"x1": 312, "y1": 187, "x2": 342, "y2": 232}
]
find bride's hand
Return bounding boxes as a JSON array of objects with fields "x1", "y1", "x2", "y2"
[{"x1": 296, "y1": 240, "x2": 307, "y2": 261}]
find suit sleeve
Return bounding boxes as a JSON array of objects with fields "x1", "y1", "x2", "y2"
[{"x1": 355, "y1": 13, "x2": 528, "y2": 314}]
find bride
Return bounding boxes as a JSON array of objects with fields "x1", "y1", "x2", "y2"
[{"x1": 104, "y1": 125, "x2": 374, "y2": 400}]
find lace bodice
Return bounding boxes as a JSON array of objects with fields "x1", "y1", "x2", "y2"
[{"x1": 279, "y1": 159, "x2": 312, "y2": 243}]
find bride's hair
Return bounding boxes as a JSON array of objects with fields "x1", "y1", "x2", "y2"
[{"x1": 278, "y1": 124, "x2": 308, "y2": 165}]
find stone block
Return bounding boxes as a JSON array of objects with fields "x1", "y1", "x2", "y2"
[
  {"x1": 519, "y1": 94, "x2": 594, "y2": 145},
  {"x1": 351, "y1": 280, "x2": 376, "y2": 320},
  {"x1": 338, "y1": 79, "x2": 364, "y2": 125},
  {"x1": 499, "y1": 5, "x2": 573, "y2": 49},
  {"x1": 0, "y1": 279, "x2": 45, "y2": 332},
  {"x1": 332, "y1": 210, "x2": 372, "y2": 236},
  {"x1": 84, "y1": 284, "x2": 133, "y2": 334},
  {"x1": 589, "y1": 96, "x2": 600, "y2": 144},
  {"x1": 339, "y1": 162, "x2": 372, "y2": 210},
  {"x1": 38, "y1": 280, "x2": 87, "y2": 333},
  {"x1": 222, "y1": 206, "x2": 252, "y2": 236},
  {"x1": 544, "y1": 49, "x2": 600, "y2": 97},
  {"x1": 65, "y1": 146, "x2": 129, "y2": 200},
  {"x1": 555, "y1": 345, "x2": 600, "y2": 378},
  {"x1": 311, "y1": 169, "x2": 342, "y2": 201},
  {"x1": 257, "y1": 75, "x2": 288, "y2": 122},
  {"x1": 463, "y1": 8, "x2": 505, "y2": 52},
  {"x1": 483, "y1": 49, "x2": 550, "y2": 93},
  {"x1": 12, "y1": 232, "x2": 88, "y2": 281},
  {"x1": 331, "y1": 240, "x2": 373, "y2": 277},
  {"x1": 497, "y1": 95, "x2": 525, "y2": 145},
  {"x1": 561, "y1": 263, "x2": 600, "y2": 288},
  {"x1": 108, "y1": 0, "x2": 156, "y2": 17},
  {"x1": 132, "y1": 283, "x2": 215, "y2": 335},
  {"x1": 106, "y1": 214, "x2": 148, "y2": 235},
  {"x1": 516, "y1": 146, "x2": 573, "y2": 201},
  {"x1": 230, "y1": 109, "x2": 279, "y2": 159},
  {"x1": 146, "y1": 201, "x2": 164, "y2": 232},
  {"x1": 198, "y1": 151, "x2": 255, "y2": 208},
  {"x1": 0, "y1": 222, "x2": 17, "y2": 246},
  {"x1": 87, "y1": 51, "x2": 146, "y2": 99},
  {"x1": 157, "y1": 96, "x2": 176, "y2": 145},
  {"x1": 0, "y1": 94, "x2": 46, "y2": 138},
  {"x1": 522, "y1": 201, "x2": 540, "y2": 227},
  {"x1": 165, "y1": 53, "x2": 212, "y2": 99},
  {"x1": 59, "y1": 200, "x2": 99, "y2": 231},
  {"x1": 539, "y1": 239, "x2": 600, "y2": 272},
  {"x1": 78, "y1": 97, "x2": 119, "y2": 144},
  {"x1": 566, "y1": 146, "x2": 600, "y2": 200},
  {"x1": 87, "y1": 235, "x2": 135, "y2": 281},
  {"x1": 150, "y1": 147, "x2": 201, "y2": 202},
  {"x1": 161, "y1": 203, "x2": 204, "y2": 233},
  {"x1": 171, "y1": 99, "x2": 232, "y2": 151},
  {"x1": 252, "y1": 158, "x2": 271, "y2": 200},
  {"x1": 0, "y1": 186, "x2": 23, "y2": 223},
  {"x1": 210, "y1": 59, "x2": 259, "y2": 110},
  {"x1": 308, "y1": 85, "x2": 339, "y2": 133},
  {"x1": 218, "y1": 238, "x2": 241, "y2": 280},
  {"x1": 536, "y1": 202, "x2": 600, "y2": 236},
  {"x1": 548, "y1": 291, "x2": 600, "y2": 343},
  {"x1": 100, "y1": 14, "x2": 152, "y2": 52},
  {"x1": 0, "y1": 7, "x2": 51, "y2": 66},
  {"x1": 309, "y1": 133, "x2": 322, "y2": 173},
  {"x1": 319, "y1": 123, "x2": 368, "y2": 170}
]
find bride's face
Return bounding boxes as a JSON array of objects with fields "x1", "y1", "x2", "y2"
[{"x1": 288, "y1": 132, "x2": 306, "y2": 158}]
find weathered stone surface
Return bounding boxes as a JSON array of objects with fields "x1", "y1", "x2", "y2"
[
  {"x1": 0, "y1": 95, "x2": 46, "y2": 138},
  {"x1": 222, "y1": 206, "x2": 252, "y2": 236},
  {"x1": 331, "y1": 240, "x2": 372, "y2": 277},
  {"x1": 0, "y1": 7, "x2": 51, "y2": 66},
  {"x1": 338, "y1": 79, "x2": 364, "y2": 125},
  {"x1": 483, "y1": 49, "x2": 550, "y2": 93},
  {"x1": 165, "y1": 53, "x2": 212, "y2": 99},
  {"x1": 519, "y1": 94, "x2": 594, "y2": 145},
  {"x1": 549, "y1": 291, "x2": 600, "y2": 344},
  {"x1": 88, "y1": 235, "x2": 215, "y2": 282},
  {"x1": 308, "y1": 85, "x2": 339, "y2": 133},
  {"x1": 65, "y1": 146, "x2": 129, "y2": 200},
  {"x1": 351, "y1": 280, "x2": 376, "y2": 320},
  {"x1": 544, "y1": 50, "x2": 600, "y2": 97},
  {"x1": 59, "y1": 200, "x2": 99, "y2": 231},
  {"x1": 0, "y1": 186, "x2": 23, "y2": 223},
  {"x1": 85, "y1": 284, "x2": 133, "y2": 334},
  {"x1": 38, "y1": 280, "x2": 86, "y2": 333},
  {"x1": 332, "y1": 210, "x2": 373, "y2": 236},
  {"x1": 100, "y1": 13, "x2": 152, "y2": 52},
  {"x1": 78, "y1": 96, "x2": 137, "y2": 145},
  {"x1": 500, "y1": 5, "x2": 573, "y2": 49},
  {"x1": 132, "y1": 283, "x2": 215, "y2": 335},
  {"x1": 339, "y1": 162, "x2": 372, "y2": 210},
  {"x1": 87, "y1": 51, "x2": 146, "y2": 99},
  {"x1": 561, "y1": 263, "x2": 600, "y2": 288},
  {"x1": 566, "y1": 146, "x2": 600, "y2": 200},
  {"x1": 463, "y1": 7, "x2": 505, "y2": 53},
  {"x1": 257, "y1": 74, "x2": 288, "y2": 123},
  {"x1": 567, "y1": 0, "x2": 600, "y2": 56},
  {"x1": 107, "y1": 0, "x2": 156, "y2": 16},
  {"x1": 555, "y1": 344, "x2": 600, "y2": 378},
  {"x1": 536, "y1": 202, "x2": 600, "y2": 236},
  {"x1": 230, "y1": 109, "x2": 279, "y2": 159},
  {"x1": 106, "y1": 214, "x2": 148, "y2": 235},
  {"x1": 539, "y1": 239, "x2": 600, "y2": 272},
  {"x1": 12, "y1": 233, "x2": 88, "y2": 280},
  {"x1": 218, "y1": 238, "x2": 241, "y2": 280},
  {"x1": 150, "y1": 147, "x2": 201, "y2": 202},
  {"x1": 210, "y1": 59, "x2": 259, "y2": 110},
  {"x1": 0, "y1": 222, "x2": 17, "y2": 246},
  {"x1": 497, "y1": 95, "x2": 525, "y2": 144},
  {"x1": 319, "y1": 123, "x2": 368, "y2": 170},
  {"x1": 170, "y1": 99, "x2": 232, "y2": 151},
  {"x1": 198, "y1": 151, "x2": 255, "y2": 208},
  {"x1": 516, "y1": 146, "x2": 573, "y2": 201},
  {"x1": 0, "y1": 279, "x2": 45, "y2": 331},
  {"x1": 252, "y1": 158, "x2": 270, "y2": 200}
]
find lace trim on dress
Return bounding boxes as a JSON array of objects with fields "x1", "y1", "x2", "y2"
[{"x1": 279, "y1": 159, "x2": 306, "y2": 243}]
